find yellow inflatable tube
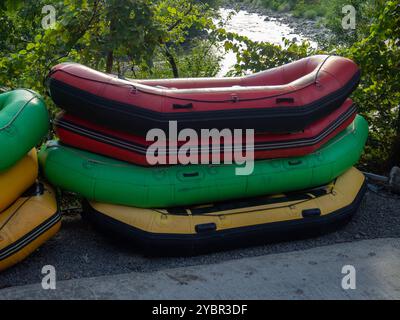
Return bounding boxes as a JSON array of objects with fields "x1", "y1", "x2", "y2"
[
  {"x1": 0, "y1": 148, "x2": 38, "y2": 212},
  {"x1": 0, "y1": 183, "x2": 61, "y2": 272}
]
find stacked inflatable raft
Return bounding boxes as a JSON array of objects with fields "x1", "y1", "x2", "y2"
[
  {"x1": 0, "y1": 89, "x2": 60, "y2": 271},
  {"x1": 41, "y1": 55, "x2": 368, "y2": 254}
]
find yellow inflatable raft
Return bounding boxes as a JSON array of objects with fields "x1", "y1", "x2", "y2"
[
  {"x1": 83, "y1": 167, "x2": 366, "y2": 255},
  {"x1": 0, "y1": 182, "x2": 61, "y2": 272},
  {"x1": 0, "y1": 148, "x2": 38, "y2": 212}
]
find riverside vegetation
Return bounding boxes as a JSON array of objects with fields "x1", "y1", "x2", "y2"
[{"x1": 0, "y1": 0, "x2": 399, "y2": 172}]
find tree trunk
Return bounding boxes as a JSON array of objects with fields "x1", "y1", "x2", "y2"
[
  {"x1": 164, "y1": 46, "x2": 179, "y2": 78},
  {"x1": 106, "y1": 50, "x2": 113, "y2": 74},
  {"x1": 389, "y1": 108, "x2": 400, "y2": 168}
]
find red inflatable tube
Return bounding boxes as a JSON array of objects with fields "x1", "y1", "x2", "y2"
[
  {"x1": 54, "y1": 99, "x2": 357, "y2": 166},
  {"x1": 47, "y1": 55, "x2": 360, "y2": 135}
]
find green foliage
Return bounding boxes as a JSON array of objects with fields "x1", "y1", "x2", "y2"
[
  {"x1": 132, "y1": 39, "x2": 221, "y2": 79},
  {"x1": 320, "y1": 0, "x2": 385, "y2": 45},
  {"x1": 303, "y1": 9, "x2": 318, "y2": 19},
  {"x1": 338, "y1": 0, "x2": 400, "y2": 170},
  {"x1": 219, "y1": 31, "x2": 317, "y2": 76},
  {"x1": 261, "y1": 0, "x2": 297, "y2": 11},
  {"x1": 261, "y1": 0, "x2": 381, "y2": 42},
  {"x1": 153, "y1": 0, "x2": 220, "y2": 77},
  {"x1": 263, "y1": 0, "x2": 387, "y2": 49},
  {"x1": 173, "y1": 40, "x2": 221, "y2": 78}
]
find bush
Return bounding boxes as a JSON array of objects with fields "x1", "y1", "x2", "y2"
[
  {"x1": 133, "y1": 40, "x2": 221, "y2": 79},
  {"x1": 277, "y1": 3, "x2": 291, "y2": 12},
  {"x1": 303, "y1": 9, "x2": 318, "y2": 19}
]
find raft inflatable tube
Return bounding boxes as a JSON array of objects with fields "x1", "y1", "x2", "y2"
[
  {"x1": 0, "y1": 89, "x2": 49, "y2": 171},
  {"x1": 39, "y1": 116, "x2": 368, "y2": 208},
  {"x1": 0, "y1": 149, "x2": 38, "y2": 212},
  {"x1": 54, "y1": 99, "x2": 356, "y2": 166},
  {"x1": 0, "y1": 182, "x2": 60, "y2": 272},
  {"x1": 82, "y1": 167, "x2": 366, "y2": 255},
  {"x1": 46, "y1": 55, "x2": 360, "y2": 134}
]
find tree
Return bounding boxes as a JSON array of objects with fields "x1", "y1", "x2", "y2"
[
  {"x1": 342, "y1": 0, "x2": 400, "y2": 169},
  {"x1": 0, "y1": 0, "x2": 221, "y2": 107},
  {"x1": 154, "y1": 0, "x2": 219, "y2": 77}
]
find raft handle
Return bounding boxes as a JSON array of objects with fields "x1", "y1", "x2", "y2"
[
  {"x1": 195, "y1": 223, "x2": 217, "y2": 233},
  {"x1": 276, "y1": 97, "x2": 294, "y2": 104},
  {"x1": 288, "y1": 160, "x2": 302, "y2": 166},
  {"x1": 173, "y1": 103, "x2": 193, "y2": 109},
  {"x1": 302, "y1": 208, "x2": 321, "y2": 218},
  {"x1": 183, "y1": 172, "x2": 199, "y2": 178}
]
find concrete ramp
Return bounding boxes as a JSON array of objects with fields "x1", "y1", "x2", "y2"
[{"x1": 1, "y1": 238, "x2": 400, "y2": 299}]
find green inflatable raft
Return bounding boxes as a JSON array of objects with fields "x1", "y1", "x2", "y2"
[
  {"x1": 0, "y1": 89, "x2": 49, "y2": 170},
  {"x1": 39, "y1": 116, "x2": 368, "y2": 208}
]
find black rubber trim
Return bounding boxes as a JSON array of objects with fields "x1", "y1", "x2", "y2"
[
  {"x1": 0, "y1": 211, "x2": 61, "y2": 261},
  {"x1": 48, "y1": 70, "x2": 360, "y2": 134},
  {"x1": 54, "y1": 104, "x2": 357, "y2": 156},
  {"x1": 81, "y1": 181, "x2": 367, "y2": 256}
]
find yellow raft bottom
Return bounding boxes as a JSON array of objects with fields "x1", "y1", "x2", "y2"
[
  {"x1": 84, "y1": 167, "x2": 366, "y2": 254},
  {"x1": 0, "y1": 183, "x2": 61, "y2": 272}
]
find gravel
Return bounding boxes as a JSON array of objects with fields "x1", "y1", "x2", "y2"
[{"x1": 1, "y1": 187, "x2": 400, "y2": 289}]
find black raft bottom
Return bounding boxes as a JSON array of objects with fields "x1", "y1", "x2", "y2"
[{"x1": 81, "y1": 182, "x2": 367, "y2": 256}]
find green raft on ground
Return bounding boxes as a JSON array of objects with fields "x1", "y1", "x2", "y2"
[
  {"x1": 0, "y1": 89, "x2": 49, "y2": 171},
  {"x1": 39, "y1": 116, "x2": 368, "y2": 208}
]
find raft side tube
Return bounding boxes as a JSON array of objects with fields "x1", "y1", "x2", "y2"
[
  {"x1": 0, "y1": 89, "x2": 49, "y2": 171},
  {"x1": 0, "y1": 182, "x2": 61, "y2": 272},
  {"x1": 0, "y1": 148, "x2": 38, "y2": 212},
  {"x1": 47, "y1": 55, "x2": 360, "y2": 134}
]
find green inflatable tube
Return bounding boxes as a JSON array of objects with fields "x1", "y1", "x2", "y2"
[
  {"x1": 0, "y1": 89, "x2": 49, "y2": 171},
  {"x1": 39, "y1": 116, "x2": 368, "y2": 208}
]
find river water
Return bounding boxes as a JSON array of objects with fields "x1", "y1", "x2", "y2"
[{"x1": 217, "y1": 8, "x2": 317, "y2": 76}]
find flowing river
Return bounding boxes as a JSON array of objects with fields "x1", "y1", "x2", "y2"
[{"x1": 217, "y1": 8, "x2": 318, "y2": 76}]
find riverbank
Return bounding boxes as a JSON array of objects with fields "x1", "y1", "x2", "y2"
[
  {"x1": 216, "y1": 7, "x2": 320, "y2": 75},
  {"x1": 220, "y1": 1, "x2": 331, "y2": 45}
]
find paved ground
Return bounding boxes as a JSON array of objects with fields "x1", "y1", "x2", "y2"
[
  {"x1": 1, "y1": 238, "x2": 400, "y2": 299},
  {"x1": 0, "y1": 188, "x2": 400, "y2": 298}
]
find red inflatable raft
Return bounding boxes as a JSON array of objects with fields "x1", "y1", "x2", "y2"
[
  {"x1": 47, "y1": 55, "x2": 360, "y2": 135},
  {"x1": 54, "y1": 99, "x2": 356, "y2": 166}
]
